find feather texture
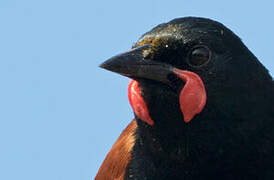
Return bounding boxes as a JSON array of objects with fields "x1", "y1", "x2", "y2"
[{"x1": 95, "y1": 120, "x2": 136, "y2": 180}]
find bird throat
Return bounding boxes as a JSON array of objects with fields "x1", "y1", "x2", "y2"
[{"x1": 128, "y1": 70, "x2": 207, "y2": 125}]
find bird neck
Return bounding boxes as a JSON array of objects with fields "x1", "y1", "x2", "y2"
[
  {"x1": 124, "y1": 85, "x2": 274, "y2": 179},
  {"x1": 124, "y1": 77, "x2": 274, "y2": 179},
  {"x1": 125, "y1": 112, "x2": 274, "y2": 180}
]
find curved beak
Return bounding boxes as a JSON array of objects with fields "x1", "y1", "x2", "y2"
[{"x1": 100, "y1": 45, "x2": 175, "y2": 85}]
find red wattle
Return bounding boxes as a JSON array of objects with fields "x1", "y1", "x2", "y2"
[
  {"x1": 128, "y1": 80, "x2": 154, "y2": 125},
  {"x1": 173, "y1": 69, "x2": 207, "y2": 123}
]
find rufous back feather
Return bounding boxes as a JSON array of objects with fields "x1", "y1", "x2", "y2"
[{"x1": 95, "y1": 120, "x2": 137, "y2": 180}]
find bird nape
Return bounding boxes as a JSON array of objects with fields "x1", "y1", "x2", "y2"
[{"x1": 96, "y1": 17, "x2": 274, "y2": 180}]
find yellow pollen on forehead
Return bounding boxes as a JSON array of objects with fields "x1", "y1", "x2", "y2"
[
  {"x1": 136, "y1": 36, "x2": 169, "y2": 59},
  {"x1": 142, "y1": 49, "x2": 150, "y2": 57},
  {"x1": 136, "y1": 37, "x2": 157, "y2": 59},
  {"x1": 136, "y1": 37, "x2": 154, "y2": 47}
]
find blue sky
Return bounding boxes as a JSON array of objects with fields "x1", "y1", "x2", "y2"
[{"x1": 0, "y1": 1, "x2": 273, "y2": 180}]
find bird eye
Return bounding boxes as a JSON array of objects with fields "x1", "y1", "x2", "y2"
[{"x1": 187, "y1": 46, "x2": 211, "y2": 67}]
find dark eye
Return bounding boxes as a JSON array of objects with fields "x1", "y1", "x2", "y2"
[{"x1": 187, "y1": 46, "x2": 211, "y2": 67}]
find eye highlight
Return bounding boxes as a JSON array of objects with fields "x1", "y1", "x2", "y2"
[{"x1": 187, "y1": 45, "x2": 211, "y2": 67}]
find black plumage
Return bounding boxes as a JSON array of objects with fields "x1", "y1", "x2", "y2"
[{"x1": 98, "y1": 17, "x2": 274, "y2": 180}]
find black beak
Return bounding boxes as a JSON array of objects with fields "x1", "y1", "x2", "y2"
[{"x1": 100, "y1": 45, "x2": 176, "y2": 85}]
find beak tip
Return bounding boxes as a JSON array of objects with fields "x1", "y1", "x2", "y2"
[
  {"x1": 99, "y1": 59, "x2": 115, "y2": 71},
  {"x1": 99, "y1": 62, "x2": 106, "y2": 69}
]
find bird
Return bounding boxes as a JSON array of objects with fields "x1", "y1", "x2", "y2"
[{"x1": 95, "y1": 17, "x2": 274, "y2": 180}]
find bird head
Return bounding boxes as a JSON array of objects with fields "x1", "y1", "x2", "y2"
[
  {"x1": 98, "y1": 17, "x2": 274, "y2": 178},
  {"x1": 100, "y1": 17, "x2": 273, "y2": 153}
]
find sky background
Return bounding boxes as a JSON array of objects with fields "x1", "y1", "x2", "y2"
[{"x1": 0, "y1": 1, "x2": 273, "y2": 180}]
